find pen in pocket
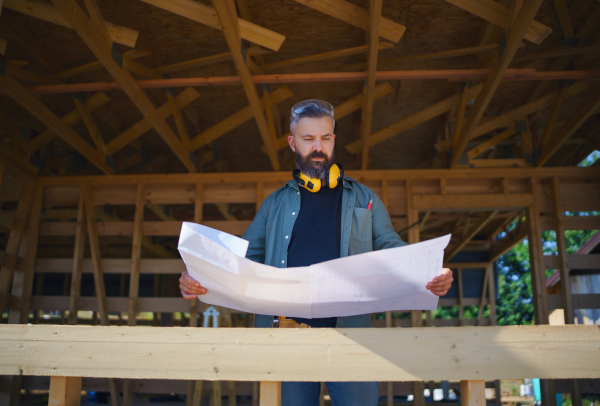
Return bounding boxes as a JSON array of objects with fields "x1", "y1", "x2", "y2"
[{"x1": 366, "y1": 199, "x2": 372, "y2": 210}]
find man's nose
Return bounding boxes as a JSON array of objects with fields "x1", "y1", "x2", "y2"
[{"x1": 313, "y1": 137, "x2": 324, "y2": 151}]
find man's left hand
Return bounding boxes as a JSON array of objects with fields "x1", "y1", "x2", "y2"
[{"x1": 426, "y1": 268, "x2": 453, "y2": 296}]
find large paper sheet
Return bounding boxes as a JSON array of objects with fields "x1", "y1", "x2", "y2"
[{"x1": 178, "y1": 222, "x2": 450, "y2": 318}]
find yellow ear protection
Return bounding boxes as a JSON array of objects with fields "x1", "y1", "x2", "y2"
[{"x1": 293, "y1": 164, "x2": 343, "y2": 193}]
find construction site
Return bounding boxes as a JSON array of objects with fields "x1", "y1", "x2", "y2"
[{"x1": 0, "y1": 0, "x2": 599, "y2": 405}]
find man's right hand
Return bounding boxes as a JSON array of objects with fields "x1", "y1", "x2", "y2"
[{"x1": 179, "y1": 270, "x2": 207, "y2": 299}]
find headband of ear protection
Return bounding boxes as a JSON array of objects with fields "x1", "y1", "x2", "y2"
[{"x1": 293, "y1": 163, "x2": 343, "y2": 193}]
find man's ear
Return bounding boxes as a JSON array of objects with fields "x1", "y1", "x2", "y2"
[{"x1": 288, "y1": 135, "x2": 296, "y2": 152}]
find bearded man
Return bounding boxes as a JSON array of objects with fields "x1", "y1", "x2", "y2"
[{"x1": 179, "y1": 99, "x2": 453, "y2": 406}]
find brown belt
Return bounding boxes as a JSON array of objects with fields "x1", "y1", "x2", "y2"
[{"x1": 274, "y1": 316, "x2": 310, "y2": 328}]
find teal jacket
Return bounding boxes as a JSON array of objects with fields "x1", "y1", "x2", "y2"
[{"x1": 241, "y1": 174, "x2": 407, "y2": 328}]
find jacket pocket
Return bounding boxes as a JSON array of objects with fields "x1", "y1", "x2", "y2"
[{"x1": 349, "y1": 208, "x2": 373, "y2": 254}]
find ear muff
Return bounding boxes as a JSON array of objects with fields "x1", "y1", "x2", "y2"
[{"x1": 293, "y1": 164, "x2": 343, "y2": 193}]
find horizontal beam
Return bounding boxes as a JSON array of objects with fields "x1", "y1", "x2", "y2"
[
  {"x1": 1, "y1": 325, "x2": 598, "y2": 381},
  {"x1": 30, "y1": 296, "x2": 193, "y2": 313},
  {"x1": 4, "y1": 0, "x2": 138, "y2": 47},
  {"x1": 413, "y1": 194, "x2": 533, "y2": 211},
  {"x1": 548, "y1": 294, "x2": 600, "y2": 311},
  {"x1": 22, "y1": 70, "x2": 600, "y2": 95},
  {"x1": 544, "y1": 254, "x2": 600, "y2": 270},
  {"x1": 35, "y1": 258, "x2": 185, "y2": 274}
]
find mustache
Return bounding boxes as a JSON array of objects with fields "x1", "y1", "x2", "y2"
[{"x1": 307, "y1": 151, "x2": 327, "y2": 159}]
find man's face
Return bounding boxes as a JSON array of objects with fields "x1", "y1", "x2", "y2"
[{"x1": 288, "y1": 116, "x2": 336, "y2": 180}]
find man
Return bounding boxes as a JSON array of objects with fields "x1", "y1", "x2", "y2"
[{"x1": 180, "y1": 99, "x2": 453, "y2": 406}]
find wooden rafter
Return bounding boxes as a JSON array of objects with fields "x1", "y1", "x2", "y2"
[
  {"x1": 191, "y1": 86, "x2": 292, "y2": 152},
  {"x1": 539, "y1": 83, "x2": 569, "y2": 147},
  {"x1": 4, "y1": 0, "x2": 138, "y2": 48},
  {"x1": 154, "y1": 48, "x2": 269, "y2": 75},
  {"x1": 359, "y1": 0, "x2": 382, "y2": 170},
  {"x1": 0, "y1": 73, "x2": 113, "y2": 174},
  {"x1": 552, "y1": 0, "x2": 574, "y2": 40},
  {"x1": 450, "y1": 0, "x2": 546, "y2": 168},
  {"x1": 141, "y1": 0, "x2": 284, "y2": 51},
  {"x1": 211, "y1": 0, "x2": 280, "y2": 171},
  {"x1": 466, "y1": 126, "x2": 517, "y2": 160},
  {"x1": 53, "y1": 50, "x2": 150, "y2": 81},
  {"x1": 293, "y1": 0, "x2": 405, "y2": 43},
  {"x1": 28, "y1": 92, "x2": 111, "y2": 152},
  {"x1": 52, "y1": 0, "x2": 196, "y2": 172},
  {"x1": 445, "y1": 211, "x2": 497, "y2": 261},
  {"x1": 443, "y1": 0, "x2": 551, "y2": 45},
  {"x1": 346, "y1": 84, "x2": 483, "y2": 154},
  {"x1": 537, "y1": 86, "x2": 600, "y2": 167}
]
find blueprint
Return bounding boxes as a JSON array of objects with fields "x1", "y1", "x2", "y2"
[{"x1": 178, "y1": 222, "x2": 450, "y2": 318}]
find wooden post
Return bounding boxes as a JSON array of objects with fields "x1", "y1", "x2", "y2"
[
  {"x1": 458, "y1": 268, "x2": 464, "y2": 326},
  {"x1": 259, "y1": 382, "x2": 281, "y2": 406},
  {"x1": 460, "y1": 380, "x2": 485, "y2": 406},
  {"x1": 128, "y1": 183, "x2": 145, "y2": 326},
  {"x1": 68, "y1": 187, "x2": 86, "y2": 325},
  {"x1": 526, "y1": 178, "x2": 555, "y2": 406},
  {"x1": 48, "y1": 376, "x2": 82, "y2": 406},
  {"x1": 487, "y1": 264, "x2": 497, "y2": 326}
]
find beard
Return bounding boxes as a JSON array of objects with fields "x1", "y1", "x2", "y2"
[{"x1": 295, "y1": 148, "x2": 336, "y2": 180}]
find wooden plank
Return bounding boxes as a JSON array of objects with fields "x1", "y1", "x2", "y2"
[
  {"x1": 540, "y1": 215, "x2": 600, "y2": 231},
  {"x1": 7, "y1": 183, "x2": 43, "y2": 325},
  {"x1": 3, "y1": 0, "x2": 138, "y2": 47},
  {"x1": 292, "y1": 0, "x2": 405, "y2": 43},
  {"x1": 190, "y1": 87, "x2": 292, "y2": 151},
  {"x1": 259, "y1": 382, "x2": 280, "y2": 406},
  {"x1": 450, "y1": 0, "x2": 545, "y2": 168},
  {"x1": 140, "y1": 0, "x2": 284, "y2": 51},
  {"x1": 413, "y1": 194, "x2": 532, "y2": 210},
  {"x1": 552, "y1": 0, "x2": 574, "y2": 40},
  {"x1": 54, "y1": 49, "x2": 150, "y2": 81},
  {"x1": 346, "y1": 84, "x2": 482, "y2": 154},
  {"x1": 48, "y1": 376, "x2": 82, "y2": 406},
  {"x1": 67, "y1": 188, "x2": 85, "y2": 325},
  {"x1": 36, "y1": 258, "x2": 185, "y2": 275},
  {"x1": 0, "y1": 73, "x2": 113, "y2": 174},
  {"x1": 28, "y1": 92, "x2": 111, "y2": 152},
  {"x1": 460, "y1": 380, "x2": 485, "y2": 406},
  {"x1": 443, "y1": 0, "x2": 551, "y2": 45},
  {"x1": 1, "y1": 325, "x2": 599, "y2": 381},
  {"x1": 527, "y1": 180, "x2": 549, "y2": 325},
  {"x1": 0, "y1": 182, "x2": 33, "y2": 312},
  {"x1": 32, "y1": 296, "x2": 197, "y2": 313},
  {"x1": 154, "y1": 48, "x2": 269, "y2": 75},
  {"x1": 548, "y1": 294, "x2": 600, "y2": 311},
  {"x1": 466, "y1": 127, "x2": 516, "y2": 160},
  {"x1": 359, "y1": 0, "x2": 383, "y2": 169},
  {"x1": 52, "y1": 0, "x2": 195, "y2": 173},
  {"x1": 167, "y1": 92, "x2": 191, "y2": 152},
  {"x1": 73, "y1": 98, "x2": 110, "y2": 157},
  {"x1": 107, "y1": 87, "x2": 199, "y2": 155},
  {"x1": 537, "y1": 86, "x2": 600, "y2": 167},
  {"x1": 446, "y1": 211, "x2": 497, "y2": 261},
  {"x1": 551, "y1": 177, "x2": 574, "y2": 324},
  {"x1": 544, "y1": 254, "x2": 600, "y2": 270},
  {"x1": 82, "y1": 184, "x2": 109, "y2": 326},
  {"x1": 211, "y1": 0, "x2": 280, "y2": 171},
  {"x1": 260, "y1": 42, "x2": 394, "y2": 71},
  {"x1": 540, "y1": 85, "x2": 568, "y2": 147},
  {"x1": 128, "y1": 184, "x2": 144, "y2": 326}
]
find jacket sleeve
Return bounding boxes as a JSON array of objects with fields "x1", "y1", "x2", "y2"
[
  {"x1": 241, "y1": 195, "x2": 270, "y2": 264},
  {"x1": 370, "y1": 193, "x2": 407, "y2": 250}
]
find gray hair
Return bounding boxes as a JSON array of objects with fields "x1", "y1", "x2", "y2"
[{"x1": 289, "y1": 99, "x2": 335, "y2": 135}]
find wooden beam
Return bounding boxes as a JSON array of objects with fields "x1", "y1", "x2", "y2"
[
  {"x1": 2, "y1": 324, "x2": 600, "y2": 381},
  {"x1": 191, "y1": 86, "x2": 292, "y2": 152},
  {"x1": 276, "y1": 82, "x2": 393, "y2": 150},
  {"x1": 359, "y1": 0, "x2": 383, "y2": 169},
  {"x1": 466, "y1": 127, "x2": 516, "y2": 159},
  {"x1": 3, "y1": 0, "x2": 139, "y2": 47},
  {"x1": 106, "y1": 87, "x2": 199, "y2": 155},
  {"x1": 28, "y1": 92, "x2": 111, "y2": 152},
  {"x1": 211, "y1": 0, "x2": 280, "y2": 171},
  {"x1": 167, "y1": 91, "x2": 191, "y2": 152},
  {"x1": 0, "y1": 181, "x2": 33, "y2": 312},
  {"x1": 552, "y1": 0, "x2": 574, "y2": 40},
  {"x1": 72, "y1": 97, "x2": 110, "y2": 157},
  {"x1": 446, "y1": 211, "x2": 497, "y2": 261},
  {"x1": 25, "y1": 69, "x2": 600, "y2": 95},
  {"x1": 443, "y1": 0, "x2": 551, "y2": 45},
  {"x1": 293, "y1": 0, "x2": 405, "y2": 43},
  {"x1": 82, "y1": 183, "x2": 109, "y2": 326},
  {"x1": 67, "y1": 188, "x2": 85, "y2": 325},
  {"x1": 0, "y1": 74, "x2": 113, "y2": 174},
  {"x1": 128, "y1": 184, "x2": 144, "y2": 326},
  {"x1": 260, "y1": 382, "x2": 281, "y2": 406},
  {"x1": 540, "y1": 84, "x2": 569, "y2": 146},
  {"x1": 450, "y1": 0, "x2": 545, "y2": 168},
  {"x1": 460, "y1": 380, "x2": 486, "y2": 406},
  {"x1": 140, "y1": 0, "x2": 284, "y2": 51},
  {"x1": 537, "y1": 86, "x2": 600, "y2": 166},
  {"x1": 52, "y1": 0, "x2": 195, "y2": 172},
  {"x1": 260, "y1": 42, "x2": 394, "y2": 71},
  {"x1": 54, "y1": 49, "x2": 150, "y2": 80},
  {"x1": 512, "y1": 45, "x2": 600, "y2": 63},
  {"x1": 48, "y1": 376, "x2": 82, "y2": 406},
  {"x1": 346, "y1": 84, "x2": 482, "y2": 154},
  {"x1": 153, "y1": 48, "x2": 270, "y2": 75}
]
